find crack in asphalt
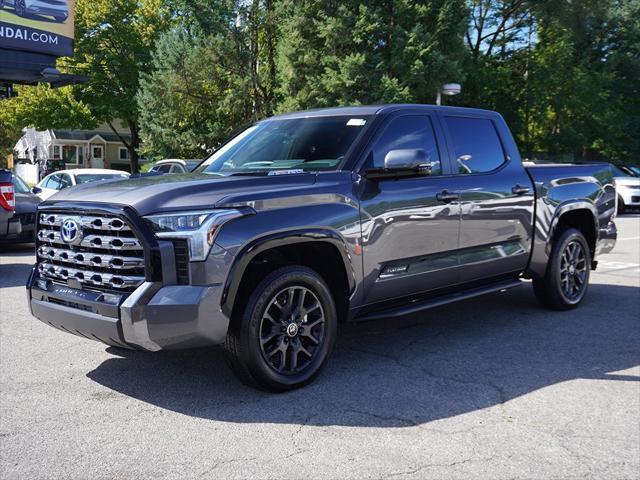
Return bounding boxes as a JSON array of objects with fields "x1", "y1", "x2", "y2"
[
  {"x1": 347, "y1": 345, "x2": 508, "y2": 405},
  {"x1": 386, "y1": 455, "x2": 502, "y2": 478}
]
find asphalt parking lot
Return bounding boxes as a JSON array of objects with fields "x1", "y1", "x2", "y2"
[{"x1": 1, "y1": 215, "x2": 639, "y2": 479}]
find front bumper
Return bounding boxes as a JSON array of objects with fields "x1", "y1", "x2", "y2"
[
  {"x1": 618, "y1": 186, "x2": 640, "y2": 206},
  {"x1": 28, "y1": 271, "x2": 230, "y2": 351}
]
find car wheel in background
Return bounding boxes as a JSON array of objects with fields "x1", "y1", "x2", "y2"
[
  {"x1": 533, "y1": 228, "x2": 591, "y2": 310},
  {"x1": 617, "y1": 195, "x2": 626, "y2": 214},
  {"x1": 14, "y1": 0, "x2": 26, "y2": 16},
  {"x1": 224, "y1": 266, "x2": 337, "y2": 392}
]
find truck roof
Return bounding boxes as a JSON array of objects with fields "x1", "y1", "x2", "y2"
[{"x1": 270, "y1": 104, "x2": 498, "y2": 120}]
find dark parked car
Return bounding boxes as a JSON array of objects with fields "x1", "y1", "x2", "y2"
[
  {"x1": 0, "y1": 171, "x2": 40, "y2": 243},
  {"x1": 27, "y1": 105, "x2": 617, "y2": 391}
]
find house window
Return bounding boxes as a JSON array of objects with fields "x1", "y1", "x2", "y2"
[
  {"x1": 119, "y1": 147, "x2": 130, "y2": 160},
  {"x1": 52, "y1": 145, "x2": 62, "y2": 159},
  {"x1": 62, "y1": 145, "x2": 79, "y2": 163}
]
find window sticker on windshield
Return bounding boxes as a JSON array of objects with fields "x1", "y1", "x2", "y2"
[
  {"x1": 268, "y1": 169, "x2": 305, "y2": 176},
  {"x1": 347, "y1": 118, "x2": 367, "y2": 126}
]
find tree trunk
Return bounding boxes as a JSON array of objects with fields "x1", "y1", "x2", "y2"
[
  {"x1": 128, "y1": 120, "x2": 140, "y2": 173},
  {"x1": 107, "y1": 119, "x2": 140, "y2": 173}
]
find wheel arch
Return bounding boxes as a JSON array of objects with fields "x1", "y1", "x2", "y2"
[
  {"x1": 221, "y1": 229, "x2": 357, "y2": 322},
  {"x1": 549, "y1": 202, "x2": 598, "y2": 258}
]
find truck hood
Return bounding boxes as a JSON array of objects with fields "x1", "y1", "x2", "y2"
[{"x1": 43, "y1": 173, "x2": 318, "y2": 216}]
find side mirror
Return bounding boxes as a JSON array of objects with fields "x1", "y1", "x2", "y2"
[
  {"x1": 366, "y1": 149, "x2": 433, "y2": 179},
  {"x1": 384, "y1": 149, "x2": 429, "y2": 170},
  {"x1": 31, "y1": 186, "x2": 42, "y2": 194}
]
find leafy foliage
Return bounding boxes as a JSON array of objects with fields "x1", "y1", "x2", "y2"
[{"x1": 2, "y1": 0, "x2": 638, "y2": 166}]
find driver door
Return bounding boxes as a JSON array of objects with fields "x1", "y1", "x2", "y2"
[{"x1": 358, "y1": 113, "x2": 461, "y2": 305}]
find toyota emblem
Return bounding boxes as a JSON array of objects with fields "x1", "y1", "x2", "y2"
[{"x1": 61, "y1": 219, "x2": 80, "y2": 244}]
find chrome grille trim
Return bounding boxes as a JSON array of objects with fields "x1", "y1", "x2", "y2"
[
  {"x1": 37, "y1": 246, "x2": 144, "y2": 270},
  {"x1": 36, "y1": 211, "x2": 146, "y2": 292},
  {"x1": 39, "y1": 213, "x2": 131, "y2": 232},
  {"x1": 38, "y1": 262, "x2": 145, "y2": 290},
  {"x1": 37, "y1": 228, "x2": 142, "y2": 250}
]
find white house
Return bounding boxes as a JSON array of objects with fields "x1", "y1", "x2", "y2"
[{"x1": 13, "y1": 122, "x2": 135, "y2": 172}]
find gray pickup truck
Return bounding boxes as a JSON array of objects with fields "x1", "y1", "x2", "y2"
[{"x1": 27, "y1": 105, "x2": 617, "y2": 391}]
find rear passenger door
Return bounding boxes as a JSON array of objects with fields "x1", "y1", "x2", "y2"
[{"x1": 439, "y1": 113, "x2": 535, "y2": 282}]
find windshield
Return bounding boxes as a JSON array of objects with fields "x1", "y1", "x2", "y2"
[
  {"x1": 12, "y1": 175, "x2": 30, "y2": 194},
  {"x1": 611, "y1": 166, "x2": 633, "y2": 177},
  {"x1": 197, "y1": 115, "x2": 370, "y2": 174},
  {"x1": 76, "y1": 173, "x2": 129, "y2": 184}
]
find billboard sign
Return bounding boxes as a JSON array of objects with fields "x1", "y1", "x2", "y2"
[{"x1": 0, "y1": 0, "x2": 75, "y2": 57}]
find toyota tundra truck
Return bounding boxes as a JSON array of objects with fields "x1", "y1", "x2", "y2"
[{"x1": 27, "y1": 105, "x2": 618, "y2": 391}]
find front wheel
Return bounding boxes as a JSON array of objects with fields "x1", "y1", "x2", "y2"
[
  {"x1": 14, "y1": 0, "x2": 26, "y2": 16},
  {"x1": 533, "y1": 228, "x2": 591, "y2": 310},
  {"x1": 224, "y1": 266, "x2": 337, "y2": 392}
]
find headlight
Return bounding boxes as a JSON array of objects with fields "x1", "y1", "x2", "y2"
[{"x1": 144, "y1": 209, "x2": 245, "y2": 261}]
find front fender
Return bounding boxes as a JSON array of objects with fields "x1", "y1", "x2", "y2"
[{"x1": 220, "y1": 228, "x2": 357, "y2": 318}]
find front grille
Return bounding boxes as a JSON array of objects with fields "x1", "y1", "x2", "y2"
[
  {"x1": 36, "y1": 212, "x2": 146, "y2": 292},
  {"x1": 172, "y1": 240, "x2": 190, "y2": 285}
]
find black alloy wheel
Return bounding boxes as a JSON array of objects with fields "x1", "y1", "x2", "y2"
[
  {"x1": 533, "y1": 227, "x2": 591, "y2": 310},
  {"x1": 225, "y1": 265, "x2": 337, "y2": 392},
  {"x1": 259, "y1": 286, "x2": 326, "y2": 375},
  {"x1": 559, "y1": 240, "x2": 588, "y2": 302}
]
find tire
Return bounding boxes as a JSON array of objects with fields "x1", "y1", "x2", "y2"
[
  {"x1": 224, "y1": 265, "x2": 337, "y2": 392},
  {"x1": 617, "y1": 195, "x2": 626, "y2": 214},
  {"x1": 14, "y1": 0, "x2": 25, "y2": 16},
  {"x1": 533, "y1": 228, "x2": 591, "y2": 310}
]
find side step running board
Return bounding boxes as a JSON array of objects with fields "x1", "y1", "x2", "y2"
[{"x1": 355, "y1": 279, "x2": 523, "y2": 322}]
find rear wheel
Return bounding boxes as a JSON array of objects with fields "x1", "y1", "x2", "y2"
[
  {"x1": 224, "y1": 266, "x2": 337, "y2": 392},
  {"x1": 533, "y1": 228, "x2": 591, "y2": 310}
]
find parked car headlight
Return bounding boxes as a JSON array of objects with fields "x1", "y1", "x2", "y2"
[{"x1": 144, "y1": 209, "x2": 245, "y2": 260}]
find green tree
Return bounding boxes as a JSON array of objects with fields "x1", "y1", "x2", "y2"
[
  {"x1": 0, "y1": 84, "x2": 95, "y2": 162},
  {"x1": 276, "y1": 0, "x2": 469, "y2": 111},
  {"x1": 61, "y1": 0, "x2": 172, "y2": 172},
  {"x1": 138, "y1": 0, "x2": 279, "y2": 158}
]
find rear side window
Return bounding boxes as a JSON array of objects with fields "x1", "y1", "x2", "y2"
[
  {"x1": 371, "y1": 115, "x2": 441, "y2": 175},
  {"x1": 444, "y1": 117, "x2": 506, "y2": 174}
]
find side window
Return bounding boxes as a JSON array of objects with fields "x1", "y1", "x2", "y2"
[
  {"x1": 444, "y1": 117, "x2": 506, "y2": 174},
  {"x1": 47, "y1": 174, "x2": 61, "y2": 190},
  {"x1": 169, "y1": 164, "x2": 185, "y2": 173},
  {"x1": 371, "y1": 115, "x2": 442, "y2": 175},
  {"x1": 59, "y1": 174, "x2": 72, "y2": 189}
]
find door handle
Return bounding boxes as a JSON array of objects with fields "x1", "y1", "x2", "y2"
[
  {"x1": 512, "y1": 184, "x2": 531, "y2": 195},
  {"x1": 436, "y1": 190, "x2": 459, "y2": 203}
]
